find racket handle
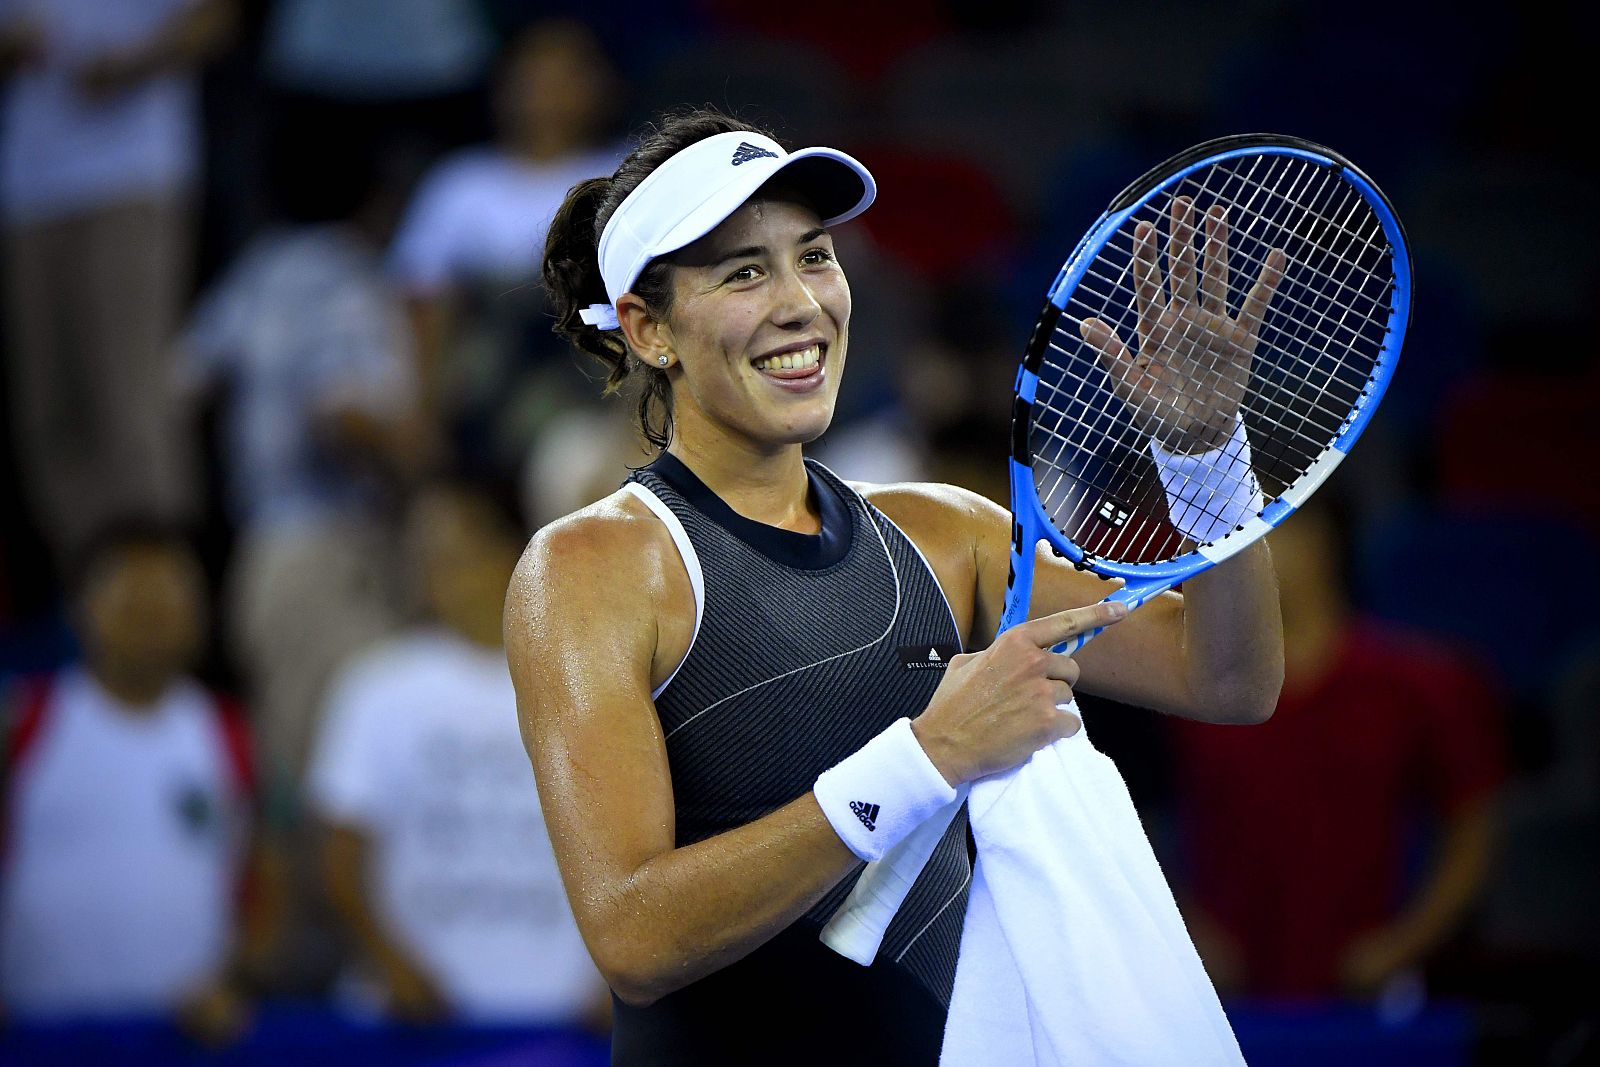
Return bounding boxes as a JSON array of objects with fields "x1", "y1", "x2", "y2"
[
  {"x1": 1053, "y1": 629, "x2": 1097, "y2": 655},
  {"x1": 820, "y1": 789, "x2": 967, "y2": 964},
  {"x1": 1049, "y1": 579, "x2": 1173, "y2": 656}
]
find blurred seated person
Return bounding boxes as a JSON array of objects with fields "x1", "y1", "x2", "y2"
[
  {"x1": 307, "y1": 482, "x2": 607, "y2": 1027},
  {"x1": 177, "y1": 130, "x2": 426, "y2": 807},
  {"x1": 0, "y1": 0, "x2": 234, "y2": 573},
  {"x1": 0, "y1": 521, "x2": 263, "y2": 1041},
  {"x1": 387, "y1": 18, "x2": 624, "y2": 480},
  {"x1": 1167, "y1": 498, "x2": 1505, "y2": 999}
]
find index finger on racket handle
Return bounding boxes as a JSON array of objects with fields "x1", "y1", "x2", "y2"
[
  {"x1": 1051, "y1": 629, "x2": 1098, "y2": 656},
  {"x1": 1015, "y1": 601, "x2": 1128, "y2": 650}
]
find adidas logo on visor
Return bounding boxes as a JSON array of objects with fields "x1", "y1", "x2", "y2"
[{"x1": 731, "y1": 142, "x2": 780, "y2": 166}]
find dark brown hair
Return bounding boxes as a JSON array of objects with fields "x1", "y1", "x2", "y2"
[{"x1": 542, "y1": 108, "x2": 781, "y2": 449}]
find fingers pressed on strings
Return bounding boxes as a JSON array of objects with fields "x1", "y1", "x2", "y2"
[
  {"x1": 1238, "y1": 247, "x2": 1287, "y2": 340},
  {"x1": 1078, "y1": 318, "x2": 1130, "y2": 365},
  {"x1": 1200, "y1": 205, "x2": 1229, "y2": 313},
  {"x1": 1131, "y1": 220, "x2": 1165, "y2": 328},
  {"x1": 1168, "y1": 196, "x2": 1199, "y2": 305}
]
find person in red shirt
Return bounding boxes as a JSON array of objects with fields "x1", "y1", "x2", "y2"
[{"x1": 1168, "y1": 499, "x2": 1505, "y2": 998}]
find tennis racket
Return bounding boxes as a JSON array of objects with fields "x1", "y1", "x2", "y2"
[{"x1": 822, "y1": 133, "x2": 1410, "y2": 963}]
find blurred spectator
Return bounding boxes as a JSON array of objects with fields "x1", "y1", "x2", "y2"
[
  {"x1": 519, "y1": 404, "x2": 654, "y2": 530},
  {"x1": 1167, "y1": 499, "x2": 1506, "y2": 999},
  {"x1": 815, "y1": 274, "x2": 1013, "y2": 500},
  {"x1": 175, "y1": 129, "x2": 426, "y2": 991},
  {"x1": 0, "y1": 0, "x2": 233, "y2": 573},
  {"x1": 177, "y1": 132, "x2": 423, "y2": 807},
  {"x1": 0, "y1": 521, "x2": 261, "y2": 1042},
  {"x1": 389, "y1": 18, "x2": 619, "y2": 298},
  {"x1": 307, "y1": 482, "x2": 606, "y2": 1027},
  {"x1": 388, "y1": 17, "x2": 623, "y2": 483},
  {"x1": 261, "y1": 0, "x2": 493, "y2": 158}
]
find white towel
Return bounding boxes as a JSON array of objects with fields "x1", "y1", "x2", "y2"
[{"x1": 941, "y1": 714, "x2": 1246, "y2": 1067}]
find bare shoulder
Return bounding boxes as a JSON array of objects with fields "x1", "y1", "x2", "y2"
[
  {"x1": 513, "y1": 487, "x2": 667, "y2": 575},
  {"x1": 505, "y1": 488, "x2": 675, "y2": 642},
  {"x1": 852, "y1": 479, "x2": 1007, "y2": 539}
]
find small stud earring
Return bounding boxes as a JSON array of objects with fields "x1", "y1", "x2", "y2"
[{"x1": 657, "y1": 355, "x2": 670, "y2": 367}]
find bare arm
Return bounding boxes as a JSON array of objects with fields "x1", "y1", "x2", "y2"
[
  {"x1": 506, "y1": 509, "x2": 859, "y2": 1005},
  {"x1": 507, "y1": 499, "x2": 1118, "y2": 1004},
  {"x1": 1058, "y1": 537, "x2": 1284, "y2": 724},
  {"x1": 323, "y1": 823, "x2": 450, "y2": 1021},
  {"x1": 1339, "y1": 797, "x2": 1495, "y2": 993}
]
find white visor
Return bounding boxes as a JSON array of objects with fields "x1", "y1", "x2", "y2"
[{"x1": 579, "y1": 131, "x2": 876, "y2": 329}]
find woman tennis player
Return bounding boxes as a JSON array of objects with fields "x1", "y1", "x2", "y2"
[{"x1": 506, "y1": 109, "x2": 1283, "y2": 1065}]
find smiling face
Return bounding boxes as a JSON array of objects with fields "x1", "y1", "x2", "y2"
[{"x1": 643, "y1": 191, "x2": 851, "y2": 455}]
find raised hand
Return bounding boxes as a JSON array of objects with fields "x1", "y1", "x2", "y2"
[{"x1": 1079, "y1": 196, "x2": 1286, "y2": 454}]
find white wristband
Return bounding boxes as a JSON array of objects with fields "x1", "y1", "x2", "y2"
[
  {"x1": 1148, "y1": 419, "x2": 1266, "y2": 544},
  {"x1": 813, "y1": 719, "x2": 958, "y2": 863}
]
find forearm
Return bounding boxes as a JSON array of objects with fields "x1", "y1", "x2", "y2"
[
  {"x1": 1387, "y1": 802, "x2": 1493, "y2": 956},
  {"x1": 1175, "y1": 538, "x2": 1283, "y2": 722},
  {"x1": 214, "y1": 839, "x2": 276, "y2": 991},
  {"x1": 588, "y1": 791, "x2": 859, "y2": 1006},
  {"x1": 323, "y1": 827, "x2": 414, "y2": 968}
]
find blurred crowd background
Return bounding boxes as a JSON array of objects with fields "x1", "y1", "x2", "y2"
[{"x1": 0, "y1": 0, "x2": 1594, "y2": 1064}]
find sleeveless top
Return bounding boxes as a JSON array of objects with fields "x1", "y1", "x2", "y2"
[{"x1": 610, "y1": 453, "x2": 970, "y2": 1066}]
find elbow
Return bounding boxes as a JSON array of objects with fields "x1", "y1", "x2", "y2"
[
  {"x1": 587, "y1": 930, "x2": 680, "y2": 1008},
  {"x1": 610, "y1": 978, "x2": 664, "y2": 1009},
  {"x1": 598, "y1": 960, "x2": 684, "y2": 1009},
  {"x1": 596, "y1": 952, "x2": 659, "y2": 1008},
  {"x1": 1218, "y1": 654, "x2": 1284, "y2": 725},
  {"x1": 1198, "y1": 676, "x2": 1282, "y2": 725},
  {"x1": 1232, "y1": 695, "x2": 1277, "y2": 725},
  {"x1": 573, "y1": 875, "x2": 691, "y2": 1007},
  {"x1": 1231, "y1": 677, "x2": 1283, "y2": 725}
]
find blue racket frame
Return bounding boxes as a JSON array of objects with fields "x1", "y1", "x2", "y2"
[{"x1": 1001, "y1": 136, "x2": 1411, "y2": 653}]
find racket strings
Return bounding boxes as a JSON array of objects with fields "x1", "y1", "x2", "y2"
[
  {"x1": 1064, "y1": 172, "x2": 1393, "y2": 400},
  {"x1": 1029, "y1": 151, "x2": 1395, "y2": 565},
  {"x1": 1090, "y1": 158, "x2": 1388, "y2": 560},
  {"x1": 1056, "y1": 185, "x2": 1385, "y2": 454},
  {"x1": 1067, "y1": 222, "x2": 1393, "y2": 366}
]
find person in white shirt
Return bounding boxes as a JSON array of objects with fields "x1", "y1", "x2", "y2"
[
  {"x1": 177, "y1": 143, "x2": 428, "y2": 991},
  {"x1": 178, "y1": 138, "x2": 426, "y2": 809},
  {"x1": 0, "y1": 521, "x2": 260, "y2": 1043},
  {"x1": 0, "y1": 0, "x2": 233, "y2": 570},
  {"x1": 387, "y1": 19, "x2": 624, "y2": 483},
  {"x1": 308, "y1": 482, "x2": 606, "y2": 1027}
]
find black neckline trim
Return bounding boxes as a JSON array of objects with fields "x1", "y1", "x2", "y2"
[{"x1": 646, "y1": 452, "x2": 854, "y2": 570}]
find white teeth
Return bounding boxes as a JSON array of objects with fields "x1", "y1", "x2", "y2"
[{"x1": 756, "y1": 345, "x2": 821, "y2": 372}]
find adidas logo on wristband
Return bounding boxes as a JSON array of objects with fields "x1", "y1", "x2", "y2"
[{"x1": 850, "y1": 801, "x2": 880, "y2": 831}]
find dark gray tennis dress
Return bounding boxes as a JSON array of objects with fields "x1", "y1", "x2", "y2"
[{"x1": 609, "y1": 452, "x2": 970, "y2": 1067}]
